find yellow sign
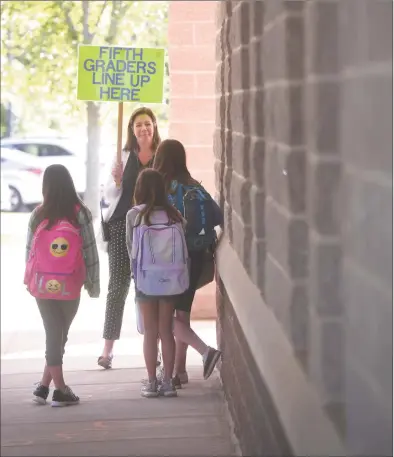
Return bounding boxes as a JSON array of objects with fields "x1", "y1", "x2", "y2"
[{"x1": 77, "y1": 45, "x2": 165, "y2": 103}]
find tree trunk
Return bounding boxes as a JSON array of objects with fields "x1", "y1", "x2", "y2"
[{"x1": 85, "y1": 101, "x2": 100, "y2": 219}]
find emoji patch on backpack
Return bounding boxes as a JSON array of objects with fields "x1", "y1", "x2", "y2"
[
  {"x1": 50, "y1": 237, "x2": 70, "y2": 257},
  {"x1": 46, "y1": 279, "x2": 61, "y2": 294}
]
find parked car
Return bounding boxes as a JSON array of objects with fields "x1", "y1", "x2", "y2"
[
  {"x1": 1, "y1": 175, "x2": 13, "y2": 212},
  {"x1": 1, "y1": 147, "x2": 45, "y2": 211},
  {"x1": 1, "y1": 136, "x2": 109, "y2": 207},
  {"x1": 0, "y1": 135, "x2": 85, "y2": 157},
  {"x1": 1, "y1": 137, "x2": 87, "y2": 196}
]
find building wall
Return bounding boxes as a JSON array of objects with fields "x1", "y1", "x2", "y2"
[
  {"x1": 168, "y1": 0, "x2": 217, "y2": 194},
  {"x1": 214, "y1": 1, "x2": 392, "y2": 456},
  {"x1": 168, "y1": 1, "x2": 218, "y2": 319}
]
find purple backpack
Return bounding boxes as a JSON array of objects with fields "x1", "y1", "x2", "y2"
[{"x1": 131, "y1": 205, "x2": 189, "y2": 297}]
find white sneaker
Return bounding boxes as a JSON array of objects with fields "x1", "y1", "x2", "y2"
[
  {"x1": 158, "y1": 380, "x2": 178, "y2": 398},
  {"x1": 141, "y1": 380, "x2": 159, "y2": 398}
]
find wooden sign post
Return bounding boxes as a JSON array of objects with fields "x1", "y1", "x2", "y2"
[{"x1": 77, "y1": 45, "x2": 165, "y2": 187}]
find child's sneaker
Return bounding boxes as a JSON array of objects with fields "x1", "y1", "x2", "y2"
[
  {"x1": 159, "y1": 380, "x2": 178, "y2": 397},
  {"x1": 203, "y1": 348, "x2": 221, "y2": 380},
  {"x1": 51, "y1": 386, "x2": 80, "y2": 407},
  {"x1": 141, "y1": 380, "x2": 159, "y2": 398},
  {"x1": 172, "y1": 372, "x2": 188, "y2": 389},
  {"x1": 33, "y1": 383, "x2": 49, "y2": 405}
]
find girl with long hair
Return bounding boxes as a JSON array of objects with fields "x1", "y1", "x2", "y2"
[
  {"x1": 25, "y1": 164, "x2": 100, "y2": 406},
  {"x1": 98, "y1": 107, "x2": 161, "y2": 369},
  {"x1": 153, "y1": 139, "x2": 222, "y2": 387},
  {"x1": 126, "y1": 169, "x2": 185, "y2": 397}
]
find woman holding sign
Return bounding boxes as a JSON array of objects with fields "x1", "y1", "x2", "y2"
[{"x1": 98, "y1": 107, "x2": 161, "y2": 369}]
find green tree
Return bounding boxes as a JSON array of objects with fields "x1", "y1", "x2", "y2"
[{"x1": 1, "y1": 0, "x2": 168, "y2": 216}]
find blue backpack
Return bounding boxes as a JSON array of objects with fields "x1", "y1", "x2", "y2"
[{"x1": 168, "y1": 181, "x2": 218, "y2": 251}]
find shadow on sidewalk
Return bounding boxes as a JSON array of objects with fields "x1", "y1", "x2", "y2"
[{"x1": 1, "y1": 367, "x2": 238, "y2": 457}]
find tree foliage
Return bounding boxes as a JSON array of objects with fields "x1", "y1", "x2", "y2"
[
  {"x1": 0, "y1": 0, "x2": 169, "y2": 134},
  {"x1": 1, "y1": 0, "x2": 168, "y2": 216}
]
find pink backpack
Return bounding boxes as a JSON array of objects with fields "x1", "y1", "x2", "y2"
[{"x1": 24, "y1": 213, "x2": 86, "y2": 301}]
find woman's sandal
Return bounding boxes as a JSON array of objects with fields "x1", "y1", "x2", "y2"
[{"x1": 98, "y1": 355, "x2": 113, "y2": 369}]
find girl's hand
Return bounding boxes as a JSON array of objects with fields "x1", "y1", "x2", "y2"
[{"x1": 111, "y1": 161, "x2": 123, "y2": 184}]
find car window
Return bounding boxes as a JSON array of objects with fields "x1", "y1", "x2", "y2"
[
  {"x1": 14, "y1": 144, "x2": 40, "y2": 156},
  {"x1": 38, "y1": 145, "x2": 72, "y2": 157}
]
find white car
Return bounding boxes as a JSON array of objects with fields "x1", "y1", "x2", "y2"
[
  {"x1": 1, "y1": 175, "x2": 13, "y2": 212},
  {"x1": 1, "y1": 147, "x2": 44, "y2": 211},
  {"x1": 1, "y1": 137, "x2": 87, "y2": 196},
  {"x1": 1, "y1": 136, "x2": 109, "y2": 206}
]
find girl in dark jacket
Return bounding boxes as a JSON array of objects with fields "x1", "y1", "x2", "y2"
[{"x1": 153, "y1": 139, "x2": 222, "y2": 387}]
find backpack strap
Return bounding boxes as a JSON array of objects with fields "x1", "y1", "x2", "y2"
[
  {"x1": 169, "y1": 180, "x2": 188, "y2": 214},
  {"x1": 29, "y1": 219, "x2": 48, "y2": 257}
]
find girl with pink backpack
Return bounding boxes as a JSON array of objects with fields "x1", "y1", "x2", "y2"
[
  {"x1": 24, "y1": 164, "x2": 100, "y2": 407},
  {"x1": 126, "y1": 169, "x2": 188, "y2": 398}
]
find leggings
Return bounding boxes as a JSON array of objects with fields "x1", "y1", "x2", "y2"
[
  {"x1": 103, "y1": 218, "x2": 132, "y2": 340},
  {"x1": 37, "y1": 297, "x2": 80, "y2": 366}
]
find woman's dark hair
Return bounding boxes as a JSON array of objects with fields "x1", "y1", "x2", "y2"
[
  {"x1": 133, "y1": 169, "x2": 183, "y2": 226},
  {"x1": 153, "y1": 139, "x2": 199, "y2": 193},
  {"x1": 124, "y1": 107, "x2": 161, "y2": 153},
  {"x1": 38, "y1": 164, "x2": 85, "y2": 229}
]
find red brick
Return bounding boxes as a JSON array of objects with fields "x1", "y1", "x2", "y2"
[
  {"x1": 193, "y1": 22, "x2": 216, "y2": 45},
  {"x1": 192, "y1": 169, "x2": 216, "y2": 195},
  {"x1": 160, "y1": 143, "x2": 212, "y2": 162},
  {"x1": 170, "y1": 73, "x2": 196, "y2": 97},
  {"x1": 193, "y1": 122, "x2": 215, "y2": 145},
  {"x1": 168, "y1": 46, "x2": 215, "y2": 72},
  {"x1": 170, "y1": 97, "x2": 216, "y2": 123},
  {"x1": 170, "y1": 121, "x2": 215, "y2": 146},
  {"x1": 169, "y1": 122, "x2": 196, "y2": 145},
  {"x1": 184, "y1": 146, "x2": 215, "y2": 170},
  {"x1": 169, "y1": 1, "x2": 217, "y2": 23},
  {"x1": 168, "y1": 22, "x2": 194, "y2": 46},
  {"x1": 167, "y1": 0, "x2": 217, "y2": 202},
  {"x1": 195, "y1": 72, "x2": 215, "y2": 97}
]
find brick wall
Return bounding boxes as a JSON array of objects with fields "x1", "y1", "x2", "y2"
[
  {"x1": 168, "y1": 1, "x2": 217, "y2": 194},
  {"x1": 337, "y1": 1, "x2": 392, "y2": 454},
  {"x1": 215, "y1": 1, "x2": 392, "y2": 456},
  {"x1": 168, "y1": 1, "x2": 218, "y2": 320}
]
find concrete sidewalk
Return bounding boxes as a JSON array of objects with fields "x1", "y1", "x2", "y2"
[
  {"x1": 1, "y1": 367, "x2": 238, "y2": 457},
  {"x1": 0, "y1": 213, "x2": 236, "y2": 456}
]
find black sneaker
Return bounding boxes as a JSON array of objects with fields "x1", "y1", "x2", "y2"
[
  {"x1": 203, "y1": 348, "x2": 221, "y2": 380},
  {"x1": 33, "y1": 383, "x2": 49, "y2": 405},
  {"x1": 51, "y1": 386, "x2": 80, "y2": 407},
  {"x1": 172, "y1": 375, "x2": 183, "y2": 390}
]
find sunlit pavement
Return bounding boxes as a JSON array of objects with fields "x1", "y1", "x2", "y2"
[
  {"x1": 0, "y1": 211, "x2": 218, "y2": 375},
  {"x1": 0, "y1": 213, "x2": 234, "y2": 457}
]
